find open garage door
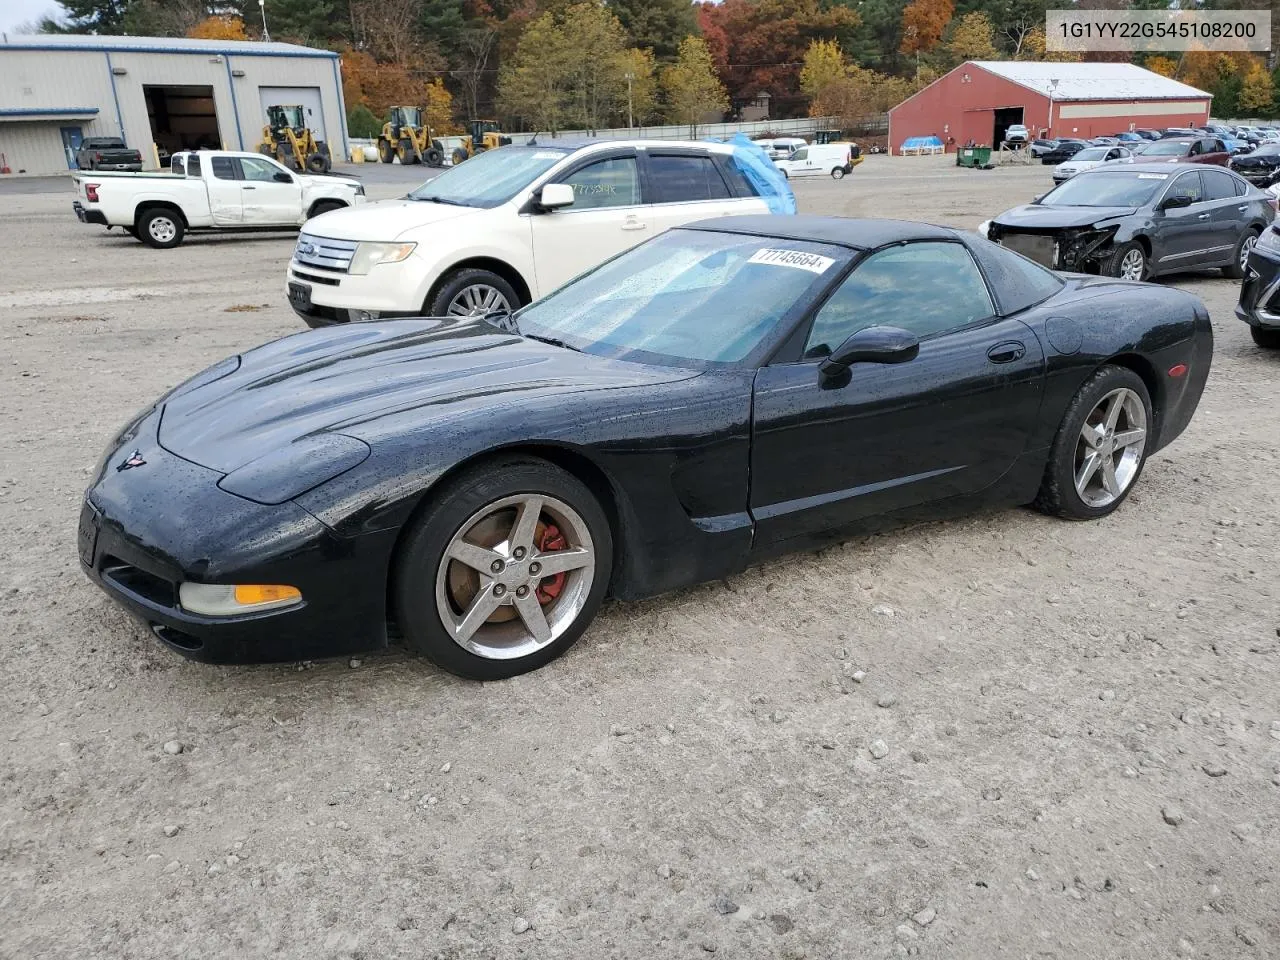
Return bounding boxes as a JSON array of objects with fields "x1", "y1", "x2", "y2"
[
  {"x1": 993, "y1": 107, "x2": 1025, "y2": 148},
  {"x1": 145, "y1": 85, "x2": 220, "y2": 163},
  {"x1": 258, "y1": 87, "x2": 325, "y2": 141}
]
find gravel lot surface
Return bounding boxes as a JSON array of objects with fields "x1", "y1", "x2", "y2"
[{"x1": 2, "y1": 154, "x2": 1278, "y2": 959}]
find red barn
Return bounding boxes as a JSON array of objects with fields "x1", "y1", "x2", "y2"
[{"x1": 889, "y1": 61, "x2": 1212, "y2": 154}]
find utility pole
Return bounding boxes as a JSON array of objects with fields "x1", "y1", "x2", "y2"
[
  {"x1": 259, "y1": 0, "x2": 271, "y2": 42},
  {"x1": 1048, "y1": 78, "x2": 1058, "y2": 138},
  {"x1": 625, "y1": 72, "x2": 635, "y2": 132}
]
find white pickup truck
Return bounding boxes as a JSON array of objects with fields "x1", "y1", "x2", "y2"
[{"x1": 71, "y1": 149, "x2": 366, "y2": 248}]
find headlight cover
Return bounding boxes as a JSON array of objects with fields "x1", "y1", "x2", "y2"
[
  {"x1": 218, "y1": 433, "x2": 371, "y2": 505},
  {"x1": 348, "y1": 241, "x2": 416, "y2": 275},
  {"x1": 179, "y1": 582, "x2": 302, "y2": 616}
]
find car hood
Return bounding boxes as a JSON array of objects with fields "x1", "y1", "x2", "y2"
[
  {"x1": 158, "y1": 319, "x2": 698, "y2": 474},
  {"x1": 303, "y1": 197, "x2": 481, "y2": 241},
  {"x1": 299, "y1": 173, "x2": 361, "y2": 190},
  {"x1": 994, "y1": 203, "x2": 1137, "y2": 229}
]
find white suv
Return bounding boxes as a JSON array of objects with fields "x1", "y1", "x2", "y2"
[{"x1": 286, "y1": 139, "x2": 775, "y2": 327}]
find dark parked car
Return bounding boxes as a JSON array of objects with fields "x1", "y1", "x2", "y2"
[
  {"x1": 1237, "y1": 222, "x2": 1280, "y2": 348},
  {"x1": 1029, "y1": 138, "x2": 1059, "y2": 158},
  {"x1": 1140, "y1": 137, "x2": 1229, "y2": 166},
  {"x1": 75, "y1": 137, "x2": 143, "y2": 172},
  {"x1": 1039, "y1": 139, "x2": 1089, "y2": 164},
  {"x1": 1133, "y1": 129, "x2": 1162, "y2": 141},
  {"x1": 79, "y1": 216, "x2": 1212, "y2": 679},
  {"x1": 1160, "y1": 128, "x2": 1201, "y2": 139},
  {"x1": 985, "y1": 163, "x2": 1273, "y2": 281},
  {"x1": 1229, "y1": 143, "x2": 1280, "y2": 183}
]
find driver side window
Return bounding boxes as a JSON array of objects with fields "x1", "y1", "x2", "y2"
[
  {"x1": 240, "y1": 156, "x2": 284, "y2": 182},
  {"x1": 804, "y1": 242, "x2": 995, "y2": 357}
]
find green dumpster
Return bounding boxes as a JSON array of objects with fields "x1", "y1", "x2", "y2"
[{"x1": 956, "y1": 146, "x2": 993, "y2": 169}]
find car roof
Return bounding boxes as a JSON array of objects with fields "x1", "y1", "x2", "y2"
[
  {"x1": 512, "y1": 137, "x2": 733, "y2": 154},
  {"x1": 680, "y1": 215, "x2": 964, "y2": 250},
  {"x1": 1079, "y1": 161, "x2": 1216, "y2": 175}
]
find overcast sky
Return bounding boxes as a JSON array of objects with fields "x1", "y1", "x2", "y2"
[{"x1": 0, "y1": 0, "x2": 60, "y2": 34}]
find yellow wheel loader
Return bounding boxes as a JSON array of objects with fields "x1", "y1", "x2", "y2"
[
  {"x1": 257, "y1": 104, "x2": 331, "y2": 173},
  {"x1": 450, "y1": 120, "x2": 511, "y2": 166},
  {"x1": 376, "y1": 106, "x2": 445, "y2": 167}
]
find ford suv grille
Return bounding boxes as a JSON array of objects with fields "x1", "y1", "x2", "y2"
[{"x1": 293, "y1": 233, "x2": 357, "y2": 273}]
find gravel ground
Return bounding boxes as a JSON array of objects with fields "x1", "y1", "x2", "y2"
[{"x1": 2, "y1": 154, "x2": 1278, "y2": 960}]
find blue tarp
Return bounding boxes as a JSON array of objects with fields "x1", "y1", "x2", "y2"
[
  {"x1": 706, "y1": 133, "x2": 796, "y2": 216},
  {"x1": 901, "y1": 136, "x2": 944, "y2": 149}
]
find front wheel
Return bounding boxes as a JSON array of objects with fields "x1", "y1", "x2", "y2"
[
  {"x1": 137, "y1": 207, "x2": 184, "y2": 248},
  {"x1": 1033, "y1": 365, "x2": 1152, "y2": 520},
  {"x1": 428, "y1": 268, "x2": 520, "y2": 320},
  {"x1": 1223, "y1": 228, "x2": 1259, "y2": 280},
  {"x1": 1251, "y1": 325, "x2": 1280, "y2": 348},
  {"x1": 394, "y1": 457, "x2": 613, "y2": 679},
  {"x1": 451, "y1": 148, "x2": 469, "y2": 166},
  {"x1": 305, "y1": 152, "x2": 330, "y2": 173},
  {"x1": 423, "y1": 147, "x2": 443, "y2": 167},
  {"x1": 377, "y1": 138, "x2": 394, "y2": 164},
  {"x1": 1102, "y1": 241, "x2": 1148, "y2": 281}
]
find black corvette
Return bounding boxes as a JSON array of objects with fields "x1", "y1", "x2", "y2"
[{"x1": 80, "y1": 217, "x2": 1213, "y2": 679}]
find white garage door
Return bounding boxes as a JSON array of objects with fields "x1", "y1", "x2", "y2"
[{"x1": 258, "y1": 86, "x2": 325, "y2": 141}]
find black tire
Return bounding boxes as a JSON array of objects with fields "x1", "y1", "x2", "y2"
[
  {"x1": 451, "y1": 147, "x2": 469, "y2": 166},
  {"x1": 1251, "y1": 325, "x2": 1280, "y2": 348},
  {"x1": 830, "y1": 167, "x2": 845, "y2": 179},
  {"x1": 308, "y1": 199, "x2": 344, "y2": 219},
  {"x1": 276, "y1": 146, "x2": 298, "y2": 170},
  {"x1": 428, "y1": 267, "x2": 522, "y2": 319},
  {"x1": 305, "y1": 152, "x2": 330, "y2": 173},
  {"x1": 1223, "y1": 227, "x2": 1260, "y2": 280},
  {"x1": 377, "y1": 138, "x2": 394, "y2": 164},
  {"x1": 1101, "y1": 240, "x2": 1148, "y2": 281},
  {"x1": 1033, "y1": 364, "x2": 1153, "y2": 520},
  {"x1": 137, "y1": 207, "x2": 184, "y2": 249},
  {"x1": 424, "y1": 147, "x2": 443, "y2": 167},
  {"x1": 393, "y1": 456, "x2": 613, "y2": 680},
  {"x1": 398, "y1": 138, "x2": 419, "y2": 165}
]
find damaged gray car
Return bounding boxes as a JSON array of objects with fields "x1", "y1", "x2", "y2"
[{"x1": 981, "y1": 163, "x2": 1274, "y2": 281}]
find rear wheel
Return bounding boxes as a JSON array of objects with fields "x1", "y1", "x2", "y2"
[
  {"x1": 1103, "y1": 241, "x2": 1148, "y2": 281},
  {"x1": 138, "y1": 207, "x2": 184, "y2": 249},
  {"x1": 452, "y1": 147, "x2": 468, "y2": 166},
  {"x1": 424, "y1": 146, "x2": 443, "y2": 167},
  {"x1": 830, "y1": 166, "x2": 845, "y2": 179},
  {"x1": 394, "y1": 457, "x2": 613, "y2": 679},
  {"x1": 1224, "y1": 227, "x2": 1259, "y2": 280},
  {"x1": 1251, "y1": 325, "x2": 1280, "y2": 348},
  {"x1": 1033, "y1": 365, "x2": 1152, "y2": 520},
  {"x1": 305, "y1": 152, "x2": 330, "y2": 173},
  {"x1": 428, "y1": 268, "x2": 520, "y2": 320}
]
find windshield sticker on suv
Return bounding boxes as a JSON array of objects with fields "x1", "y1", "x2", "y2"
[
  {"x1": 1137, "y1": 173, "x2": 1170, "y2": 179},
  {"x1": 748, "y1": 248, "x2": 835, "y2": 274}
]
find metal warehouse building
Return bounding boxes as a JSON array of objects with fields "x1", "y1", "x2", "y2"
[
  {"x1": 0, "y1": 34, "x2": 348, "y2": 175},
  {"x1": 889, "y1": 61, "x2": 1212, "y2": 154}
]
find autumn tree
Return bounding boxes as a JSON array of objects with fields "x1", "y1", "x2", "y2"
[
  {"x1": 900, "y1": 0, "x2": 952, "y2": 55},
  {"x1": 947, "y1": 12, "x2": 997, "y2": 62},
  {"x1": 663, "y1": 35, "x2": 728, "y2": 135},
  {"x1": 560, "y1": 3, "x2": 631, "y2": 133},
  {"x1": 187, "y1": 15, "x2": 248, "y2": 40},
  {"x1": 341, "y1": 47, "x2": 454, "y2": 129},
  {"x1": 1239, "y1": 59, "x2": 1275, "y2": 117},
  {"x1": 497, "y1": 12, "x2": 573, "y2": 133},
  {"x1": 1019, "y1": 26, "x2": 1080, "y2": 63},
  {"x1": 617, "y1": 47, "x2": 658, "y2": 126},
  {"x1": 800, "y1": 39, "x2": 848, "y2": 99},
  {"x1": 1143, "y1": 55, "x2": 1179, "y2": 79}
]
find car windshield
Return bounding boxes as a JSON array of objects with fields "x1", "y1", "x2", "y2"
[
  {"x1": 1041, "y1": 171, "x2": 1168, "y2": 207},
  {"x1": 1072, "y1": 148, "x2": 1109, "y2": 161},
  {"x1": 1252, "y1": 143, "x2": 1280, "y2": 156},
  {"x1": 514, "y1": 230, "x2": 848, "y2": 367},
  {"x1": 1146, "y1": 141, "x2": 1191, "y2": 155},
  {"x1": 407, "y1": 146, "x2": 570, "y2": 208}
]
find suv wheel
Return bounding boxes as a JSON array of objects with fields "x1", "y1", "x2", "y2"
[{"x1": 428, "y1": 268, "x2": 521, "y2": 320}]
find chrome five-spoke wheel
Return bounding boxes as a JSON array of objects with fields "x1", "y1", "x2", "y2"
[
  {"x1": 447, "y1": 284, "x2": 511, "y2": 319},
  {"x1": 1073, "y1": 387, "x2": 1147, "y2": 508},
  {"x1": 435, "y1": 493, "x2": 595, "y2": 660}
]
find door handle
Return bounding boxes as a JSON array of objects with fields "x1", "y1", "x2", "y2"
[
  {"x1": 243, "y1": 186, "x2": 256, "y2": 190},
  {"x1": 621, "y1": 217, "x2": 646, "y2": 231},
  {"x1": 987, "y1": 340, "x2": 1025, "y2": 364},
  {"x1": 1238, "y1": 205, "x2": 1248, "y2": 211},
  {"x1": 1196, "y1": 212, "x2": 1209, "y2": 220}
]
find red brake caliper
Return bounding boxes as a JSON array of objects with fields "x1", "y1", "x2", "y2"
[{"x1": 536, "y1": 524, "x2": 567, "y2": 605}]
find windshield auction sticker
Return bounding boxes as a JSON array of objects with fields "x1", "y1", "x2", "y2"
[
  {"x1": 748, "y1": 248, "x2": 835, "y2": 274},
  {"x1": 1047, "y1": 10, "x2": 1270, "y2": 52}
]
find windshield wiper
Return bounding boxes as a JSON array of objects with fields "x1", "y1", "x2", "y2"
[
  {"x1": 413, "y1": 195, "x2": 468, "y2": 206},
  {"x1": 524, "y1": 333, "x2": 582, "y2": 353}
]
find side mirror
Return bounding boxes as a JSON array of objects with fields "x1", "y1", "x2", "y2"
[
  {"x1": 274, "y1": 171, "x2": 293, "y2": 183},
  {"x1": 537, "y1": 183, "x2": 575, "y2": 211},
  {"x1": 1159, "y1": 194, "x2": 1193, "y2": 211},
  {"x1": 820, "y1": 326, "x2": 920, "y2": 377}
]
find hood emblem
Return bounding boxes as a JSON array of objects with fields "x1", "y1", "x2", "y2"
[
  {"x1": 117, "y1": 450, "x2": 146, "y2": 472},
  {"x1": 297, "y1": 241, "x2": 317, "y2": 256}
]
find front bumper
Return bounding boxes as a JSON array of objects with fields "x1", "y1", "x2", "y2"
[
  {"x1": 72, "y1": 201, "x2": 108, "y2": 226},
  {"x1": 285, "y1": 255, "x2": 434, "y2": 328},
  {"x1": 80, "y1": 408, "x2": 396, "y2": 663},
  {"x1": 1236, "y1": 242, "x2": 1280, "y2": 330}
]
